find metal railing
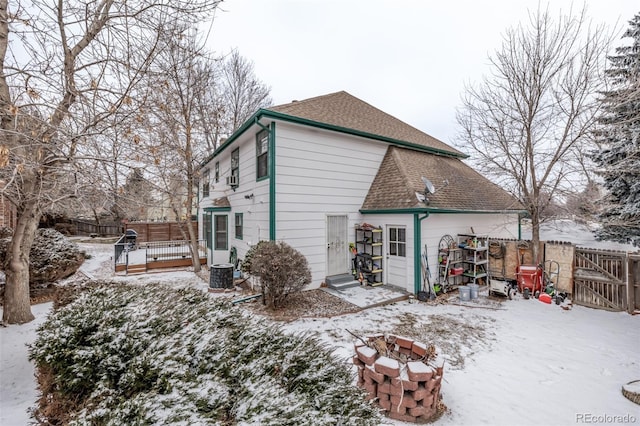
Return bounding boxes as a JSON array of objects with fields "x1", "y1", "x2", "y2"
[
  {"x1": 145, "y1": 240, "x2": 206, "y2": 262},
  {"x1": 114, "y1": 238, "x2": 206, "y2": 271},
  {"x1": 114, "y1": 234, "x2": 128, "y2": 268}
]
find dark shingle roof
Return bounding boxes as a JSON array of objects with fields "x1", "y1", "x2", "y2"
[
  {"x1": 212, "y1": 196, "x2": 230, "y2": 208},
  {"x1": 362, "y1": 146, "x2": 523, "y2": 212},
  {"x1": 268, "y1": 91, "x2": 464, "y2": 157}
]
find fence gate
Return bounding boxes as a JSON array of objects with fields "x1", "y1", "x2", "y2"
[{"x1": 573, "y1": 248, "x2": 629, "y2": 312}]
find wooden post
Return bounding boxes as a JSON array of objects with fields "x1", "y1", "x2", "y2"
[{"x1": 628, "y1": 254, "x2": 639, "y2": 315}]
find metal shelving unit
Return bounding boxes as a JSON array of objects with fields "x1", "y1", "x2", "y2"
[
  {"x1": 354, "y1": 226, "x2": 384, "y2": 286},
  {"x1": 457, "y1": 234, "x2": 489, "y2": 285},
  {"x1": 437, "y1": 234, "x2": 464, "y2": 292}
]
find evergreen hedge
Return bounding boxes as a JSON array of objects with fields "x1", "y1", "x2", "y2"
[{"x1": 29, "y1": 283, "x2": 380, "y2": 425}]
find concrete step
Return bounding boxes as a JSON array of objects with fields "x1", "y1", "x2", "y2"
[
  {"x1": 327, "y1": 279, "x2": 361, "y2": 290},
  {"x1": 325, "y1": 273, "x2": 356, "y2": 286}
]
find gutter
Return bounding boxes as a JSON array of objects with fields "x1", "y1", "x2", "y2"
[
  {"x1": 414, "y1": 213, "x2": 429, "y2": 294},
  {"x1": 199, "y1": 108, "x2": 468, "y2": 168}
]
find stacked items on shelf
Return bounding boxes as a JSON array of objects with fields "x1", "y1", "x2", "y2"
[
  {"x1": 354, "y1": 223, "x2": 384, "y2": 286},
  {"x1": 457, "y1": 234, "x2": 489, "y2": 285}
]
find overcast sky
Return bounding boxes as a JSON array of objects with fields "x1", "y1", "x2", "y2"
[{"x1": 205, "y1": 1, "x2": 637, "y2": 145}]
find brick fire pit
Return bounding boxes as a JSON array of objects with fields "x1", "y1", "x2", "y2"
[{"x1": 353, "y1": 334, "x2": 445, "y2": 423}]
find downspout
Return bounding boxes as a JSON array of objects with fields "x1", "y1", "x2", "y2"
[
  {"x1": 269, "y1": 123, "x2": 276, "y2": 240},
  {"x1": 518, "y1": 212, "x2": 522, "y2": 240},
  {"x1": 413, "y1": 212, "x2": 429, "y2": 294},
  {"x1": 253, "y1": 118, "x2": 276, "y2": 241}
]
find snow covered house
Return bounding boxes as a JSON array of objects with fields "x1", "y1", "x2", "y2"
[{"x1": 198, "y1": 91, "x2": 524, "y2": 294}]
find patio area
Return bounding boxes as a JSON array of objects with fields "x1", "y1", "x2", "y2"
[{"x1": 321, "y1": 284, "x2": 411, "y2": 308}]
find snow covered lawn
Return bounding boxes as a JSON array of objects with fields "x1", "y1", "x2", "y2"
[
  {"x1": 283, "y1": 296, "x2": 639, "y2": 425},
  {"x1": 1, "y1": 241, "x2": 638, "y2": 425}
]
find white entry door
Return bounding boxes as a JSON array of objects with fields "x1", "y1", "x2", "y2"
[
  {"x1": 386, "y1": 225, "x2": 407, "y2": 288},
  {"x1": 326, "y1": 215, "x2": 348, "y2": 276}
]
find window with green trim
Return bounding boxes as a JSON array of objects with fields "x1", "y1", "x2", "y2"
[
  {"x1": 388, "y1": 227, "x2": 406, "y2": 257},
  {"x1": 202, "y1": 168, "x2": 210, "y2": 198},
  {"x1": 214, "y1": 215, "x2": 228, "y2": 250},
  {"x1": 256, "y1": 128, "x2": 269, "y2": 179},
  {"x1": 235, "y1": 213, "x2": 243, "y2": 239},
  {"x1": 231, "y1": 148, "x2": 239, "y2": 185},
  {"x1": 214, "y1": 161, "x2": 219, "y2": 183}
]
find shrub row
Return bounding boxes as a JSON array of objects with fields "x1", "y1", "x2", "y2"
[{"x1": 29, "y1": 283, "x2": 380, "y2": 425}]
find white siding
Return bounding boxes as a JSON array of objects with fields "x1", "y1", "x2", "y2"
[
  {"x1": 348, "y1": 212, "x2": 521, "y2": 294},
  {"x1": 200, "y1": 129, "x2": 271, "y2": 265},
  {"x1": 419, "y1": 212, "x2": 520, "y2": 291},
  {"x1": 198, "y1": 119, "x2": 521, "y2": 292},
  {"x1": 274, "y1": 122, "x2": 388, "y2": 287},
  {"x1": 376, "y1": 215, "x2": 415, "y2": 293}
]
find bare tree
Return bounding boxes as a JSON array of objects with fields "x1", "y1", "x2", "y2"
[
  {"x1": 220, "y1": 49, "x2": 272, "y2": 136},
  {"x1": 456, "y1": 5, "x2": 613, "y2": 262},
  {"x1": 138, "y1": 26, "x2": 217, "y2": 273},
  {"x1": 0, "y1": 0, "x2": 221, "y2": 324}
]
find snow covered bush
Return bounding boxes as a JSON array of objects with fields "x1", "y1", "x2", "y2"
[
  {"x1": 29, "y1": 283, "x2": 380, "y2": 425},
  {"x1": 247, "y1": 241, "x2": 312, "y2": 309},
  {"x1": 0, "y1": 228, "x2": 85, "y2": 284},
  {"x1": 240, "y1": 240, "x2": 268, "y2": 275}
]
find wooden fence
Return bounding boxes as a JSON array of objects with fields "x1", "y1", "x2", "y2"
[
  {"x1": 573, "y1": 248, "x2": 632, "y2": 313},
  {"x1": 70, "y1": 219, "x2": 123, "y2": 236},
  {"x1": 124, "y1": 221, "x2": 199, "y2": 243},
  {"x1": 489, "y1": 238, "x2": 639, "y2": 314}
]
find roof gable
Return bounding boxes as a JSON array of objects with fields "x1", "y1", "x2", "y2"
[
  {"x1": 362, "y1": 146, "x2": 524, "y2": 212},
  {"x1": 267, "y1": 91, "x2": 465, "y2": 158}
]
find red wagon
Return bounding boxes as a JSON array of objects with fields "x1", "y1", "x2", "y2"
[
  {"x1": 516, "y1": 260, "x2": 560, "y2": 299},
  {"x1": 516, "y1": 264, "x2": 544, "y2": 298}
]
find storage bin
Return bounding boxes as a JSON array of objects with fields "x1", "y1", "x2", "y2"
[
  {"x1": 458, "y1": 286, "x2": 471, "y2": 301},
  {"x1": 468, "y1": 283, "x2": 479, "y2": 299}
]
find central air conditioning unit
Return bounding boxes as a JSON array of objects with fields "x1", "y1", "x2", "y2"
[{"x1": 226, "y1": 175, "x2": 238, "y2": 186}]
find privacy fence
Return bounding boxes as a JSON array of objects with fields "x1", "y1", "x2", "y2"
[
  {"x1": 124, "y1": 221, "x2": 198, "y2": 243},
  {"x1": 112, "y1": 221, "x2": 204, "y2": 273},
  {"x1": 488, "y1": 239, "x2": 639, "y2": 315}
]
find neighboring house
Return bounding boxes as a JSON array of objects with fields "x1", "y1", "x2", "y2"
[{"x1": 198, "y1": 91, "x2": 524, "y2": 294}]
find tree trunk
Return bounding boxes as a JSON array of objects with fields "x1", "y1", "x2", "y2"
[
  {"x1": 531, "y1": 213, "x2": 541, "y2": 265},
  {"x1": 2, "y1": 201, "x2": 40, "y2": 324},
  {"x1": 186, "y1": 219, "x2": 201, "y2": 273}
]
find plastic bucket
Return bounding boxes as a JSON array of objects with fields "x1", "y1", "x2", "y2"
[
  {"x1": 468, "y1": 283, "x2": 479, "y2": 300},
  {"x1": 210, "y1": 263, "x2": 234, "y2": 289},
  {"x1": 459, "y1": 286, "x2": 471, "y2": 302}
]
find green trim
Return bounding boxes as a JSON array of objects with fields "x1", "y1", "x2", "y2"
[
  {"x1": 200, "y1": 107, "x2": 467, "y2": 168},
  {"x1": 203, "y1": 206, "x2": 231, "y2": 212},
  {"x1": 361, "y1": 208, "x2": 430, "y2": 215},
  {"x1": 269, "y1": 122, "x2": 276, "y2": 240},
  {"x1": 261, "y1": 110, "x2": 467, "y2": 159},
  {"x1": 361, "y1": 207, "x2": 526, "y2": 215},
  {"x1": 230, "y1": 147, "x2": 240, "y2": 188},
  {"x1": 235, "y1": 213, "x2": 243, "y2": 240},
  {"x1": 256, "y1": 127, "x2": 269, "y2": 180},
  {"x1": 214, "y1": 214, "x2": 228, "y2": 251},
  {"x1": 425, "y1": 207, "x2": 527, "y2": 214},
  {"x1": 518, "y1": 213, "x2": 522, "y2": 240},
  {"x1": 414, "y1": 213, "x2": 429, "y2": 294}
]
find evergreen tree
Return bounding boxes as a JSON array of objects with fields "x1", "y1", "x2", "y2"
[{"x1": 592, "y1": 13, "x2": 640, "y2": 247}]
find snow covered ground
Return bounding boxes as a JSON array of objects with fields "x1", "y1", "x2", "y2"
[
  {"x1": 521, "y1": 219, "x2": 638, "y2": 252},
  {"x1": 1, "y1": 240, "x2": 639, "y2": 425}
]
